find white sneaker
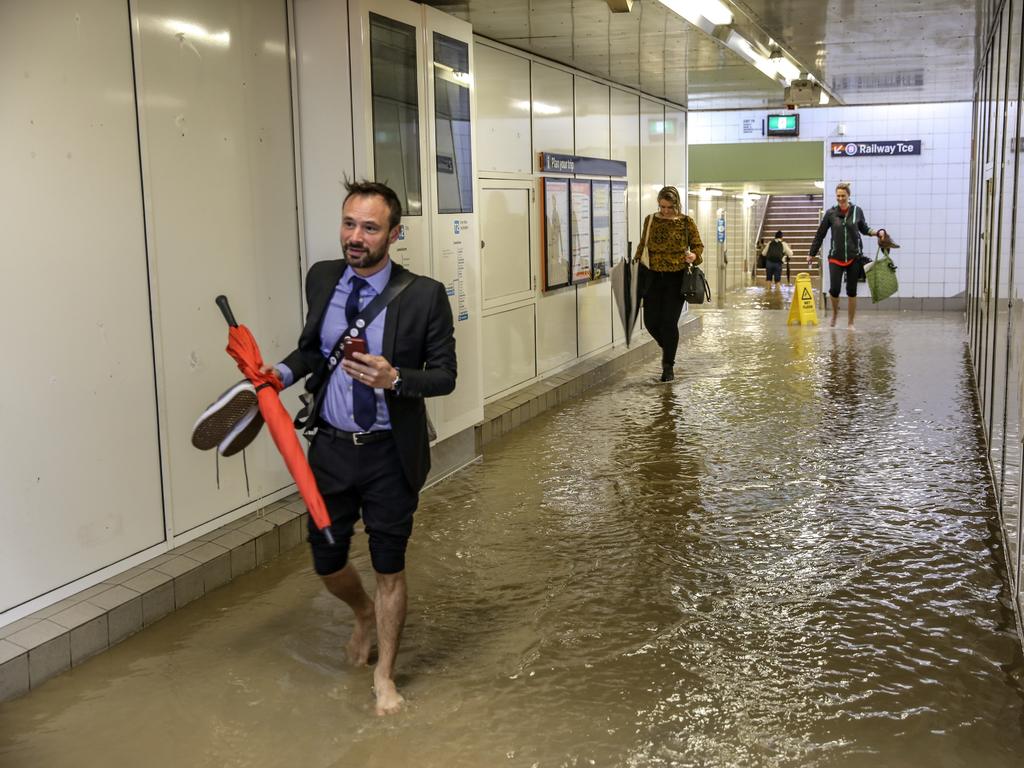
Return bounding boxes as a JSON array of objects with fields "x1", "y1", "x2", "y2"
[
  {"x1": 218, "y1": 407, "x2": 264, "y2": 457},
  {"x1": 191, "y1": 380, "x2": 258, "y2": 451}
]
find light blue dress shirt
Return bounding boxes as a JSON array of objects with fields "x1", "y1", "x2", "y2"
[{"x1": 278, "y1": 262, "x2": 392, "y2": 432}]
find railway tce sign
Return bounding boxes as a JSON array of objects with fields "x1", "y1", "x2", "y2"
[{"x1": 830, "y1": 140, "x2": 922, "y2": 157}]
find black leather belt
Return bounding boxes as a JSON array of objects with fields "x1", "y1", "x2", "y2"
[{"x1": 315, "y1": 420, "x2": 392, "y2": 446}]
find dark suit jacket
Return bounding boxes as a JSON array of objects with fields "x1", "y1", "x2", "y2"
[{"x1": 281, "y1": 259, "x2": 457, "y2": 491}]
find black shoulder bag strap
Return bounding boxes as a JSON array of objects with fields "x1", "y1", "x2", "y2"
[{"x1": 294, "y1": 269, "x2": 417, "y2": 435}]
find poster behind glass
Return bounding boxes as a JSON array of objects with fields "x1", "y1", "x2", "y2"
[
  {"x1": 433, "y1": 33, "x2": 473, "y2": 213},
  {"x1": 542, "y1": 178, "x2": 571, "y2": 290},
  {"x1": 591, "y1": 180, "x2": 611, "y2": 279},
  {"x1": 611, "y1": 181, "x2": 628, "y2": 267},
  {"x1": 570, "y1": 180, "x2": 593, "y2": 284},
  {"x1": 369, "y1": 14, "x2": 421, "y2": 216}
]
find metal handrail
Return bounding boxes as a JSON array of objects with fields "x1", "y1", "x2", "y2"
[{"x1": 756, "y1": 194, "x2": 771, "y2": 243}]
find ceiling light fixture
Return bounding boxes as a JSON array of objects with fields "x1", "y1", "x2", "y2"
[
  {"x1": 723, "y1": 31, "x2": 777, "y2": 80},
  {"x1": 657, "y1": 0, "x2": 733, "y2": 27},
  {"x1": 773, "y1": 58, "x2": 802, "y2": 84}
]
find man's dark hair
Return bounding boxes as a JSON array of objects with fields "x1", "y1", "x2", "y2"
[
  {"x1": 775, "y1": 230, "x2": 783, "y2": 239},
  {"x1": 344, "y1": 179, "x2": 403, "y2": 230}
]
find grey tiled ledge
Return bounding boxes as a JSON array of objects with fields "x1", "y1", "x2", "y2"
[
  {"x1": 0, "y1": 498, "x2": 309, "y2": 703},
  {"x1": 478, "y1": 314, "x2": 702, "y2": 448}
]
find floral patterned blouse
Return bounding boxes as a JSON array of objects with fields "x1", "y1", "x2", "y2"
[{"x1": 641, "y1": 215, "x2": 704, "y2": 272}]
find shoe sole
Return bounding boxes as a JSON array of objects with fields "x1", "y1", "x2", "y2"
[
  {"x1": 191, "y1": 382, "x2": 258, "y2": 451},
  {"x1": 219, "y1": 409, "x2": 265, "y2": 457}
]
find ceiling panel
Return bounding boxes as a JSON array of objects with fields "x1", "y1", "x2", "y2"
[{"x1": 421, "y1": 0, "x2": 980, "y2": 110}]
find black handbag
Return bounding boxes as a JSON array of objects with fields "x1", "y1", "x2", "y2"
[{"x1": 680, "y1": 264, "x2": 711, "y2": 304}]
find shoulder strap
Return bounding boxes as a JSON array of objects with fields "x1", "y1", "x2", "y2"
[{"x1": 326, "y1": 267, "x2": 416, "y2": 373}]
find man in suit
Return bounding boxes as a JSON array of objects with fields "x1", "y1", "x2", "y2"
[{"x1": 272, "y1": 180, "x2": 456, "y2": 715}]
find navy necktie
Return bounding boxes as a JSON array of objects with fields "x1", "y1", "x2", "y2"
[{"x1": 345, "y1": 277, "x2": 375, "y2": 431}]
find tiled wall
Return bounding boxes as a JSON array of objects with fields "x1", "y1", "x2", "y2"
[{"x1": 689, "y1": 103, "x2": 973, "y2": 301}]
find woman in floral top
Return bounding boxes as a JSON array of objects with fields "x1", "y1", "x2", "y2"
[{"x1": 634, "y1": 186, "x2": 704, "y2": 382}]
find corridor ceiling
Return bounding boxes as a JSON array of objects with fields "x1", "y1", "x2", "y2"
[{"x1": 422, "y1": 0, "x2": 981, "y2": 109}]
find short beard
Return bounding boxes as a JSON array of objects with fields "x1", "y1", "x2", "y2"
[{"x1": 343, "y1": 242, "x2": 388, "y2": 270}]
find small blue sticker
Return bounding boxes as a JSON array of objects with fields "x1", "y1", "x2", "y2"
[
  {"x1": 398, "y1": 224, "x2": 407, "y2": 241},
  {"x1": 453, "y1": 221, "x2": 461, "y2": 235}
]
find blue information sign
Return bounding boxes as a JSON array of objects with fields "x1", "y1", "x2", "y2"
[{"x1": 716, "y1": 217, "x2": 726, "y2": 243}]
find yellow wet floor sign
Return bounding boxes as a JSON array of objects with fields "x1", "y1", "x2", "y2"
[{"x1": 787, "y1": 272, "x2": 819, "y2": 325}]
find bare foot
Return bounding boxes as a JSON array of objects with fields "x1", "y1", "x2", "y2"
[
  {"x1": 847, "y1": 324, "x2": 856, "y2": 332},
  {"x1": 829, "y1": 315, "x2": 837, "y2": 327},
  {"x1": 346, "y1": 605, "x2": 375, "y2": 666},
  {"x1": 373, "y1": 673, "x2": 405, "y2": 716}
]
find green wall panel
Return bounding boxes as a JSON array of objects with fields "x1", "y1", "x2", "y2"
[{"x1": 689, "y1": 141, "x2": 824, "y2": 183}]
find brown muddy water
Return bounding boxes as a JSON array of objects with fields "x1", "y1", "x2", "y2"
[{"x1": 1, "y1": 310, "x2": 1022, "y2": 768}]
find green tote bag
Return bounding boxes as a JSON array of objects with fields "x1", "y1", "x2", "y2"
[{"x1": 867, "y1": 247, "x2": 899, "y2": 303}]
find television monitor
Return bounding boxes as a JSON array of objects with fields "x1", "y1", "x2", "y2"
[{"x1": 767, "y1": 114, "x2": 799, "y2": 137}]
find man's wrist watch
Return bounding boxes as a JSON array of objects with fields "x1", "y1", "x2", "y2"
[{"x1": 391, "y1": 368, "x2": 402, "y2": 393}]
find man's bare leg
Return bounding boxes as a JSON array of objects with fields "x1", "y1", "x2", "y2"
[
  {"x1": 373, "y1": 570, "x2": 407, "y2": 715},
  {"x1": 321, "y1": 563, "x2": 375, "y2": 665},
  {"x1": 829, "y1": 295, "x2": 839, "y2": 327},
  {"x1": 847, "y1": 296, "x2": 857, "y2": 330}
]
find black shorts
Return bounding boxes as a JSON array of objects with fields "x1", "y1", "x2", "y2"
[
  {"x1": 828, "y1": 261, "x2": 863, "y2": 297},
  {"x1": 306, "y1": 430, "x2": 418, "y2": 575}
]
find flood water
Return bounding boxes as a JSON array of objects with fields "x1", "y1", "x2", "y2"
[{"x1": 2, "y1": 309, "x2": 1023, "y2": 768}]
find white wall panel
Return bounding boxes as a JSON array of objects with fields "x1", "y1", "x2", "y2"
[
  {"x1": 574, "y1": 77, "x2": 610, "y2": 159},
  {"x1": 481, "y1": 187, "x2": 533, "y2": 302},
  {"x1": 665, "y1": 106, "x2": 686, "y2": 189},
  {"x1": 532, "y1": 63, "x2": 574, "y2": 156},
  {"x1": 640, "y1": 98, "x2": 666, "y2": 215},
  {"x1": 135, "y1": 0, "x2": 301, "y2": 533},
  {"x1": 537, "y1": 288, "x2": 578, "y2": 373},
  {"x1": 482, "y1": 305, "x2": 536, "y2": 398},
  {"x1": 577, "y1": 280, "x2": 613, "y2": 355},
  {"x1": 424, "y1": 5, "x2": 485, "y2": 442},
  {"x1": 0, "y1": 0, "x2": 164, "y2": 612},
  {"x1": 475, "y1": 43, "x2": 532, "y2": 173},
  {"x1": 294, "y1": 0, "x2": 355, "y2": 267},
  {"x1": 610, "y1": 89, "x2": 642, "y2": 344}
]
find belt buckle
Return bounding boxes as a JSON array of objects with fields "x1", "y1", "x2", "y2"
[{"x1": 352, "y1": 431, "x2": 372, "y2": 446}]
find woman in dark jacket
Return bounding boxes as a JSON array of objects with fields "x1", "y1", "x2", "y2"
[{"x1": 808, "y1": 182, "x2": 883, "y2": 330}]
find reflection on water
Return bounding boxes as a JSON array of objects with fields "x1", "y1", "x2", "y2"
[{"x1": 1, "y1": 312, "x2": 1022, "y2": 768}]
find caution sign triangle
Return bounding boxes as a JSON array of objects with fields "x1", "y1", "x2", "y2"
[{"x1": 787, "y1": 272, "x2": 819, "y2": 325}]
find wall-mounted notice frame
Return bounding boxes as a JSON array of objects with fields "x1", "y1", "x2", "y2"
[
  {"x1": 542, "y1": 177, "x2": 572, "y2": 291},
  {"x1": 570, "y1": 179, "x2": 593, "y2": 284},
  {"x1": 610, "y1": 181, "x2": 628, "y2": 267},
  {"x1": 591, "y1": 180, "x2": 611, "y2": 279}
]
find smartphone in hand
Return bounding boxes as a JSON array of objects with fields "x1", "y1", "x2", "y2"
[{"x1": 343, "y1": 336, "x2": 367, "y2": 360}]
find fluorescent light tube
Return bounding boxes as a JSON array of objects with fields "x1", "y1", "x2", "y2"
[
  {"x1": 658, "y1": 0, "x2": 733, "y2": 27},
  {"x1": 774, "y1": 58, "x2": 801, "y2": 83}
]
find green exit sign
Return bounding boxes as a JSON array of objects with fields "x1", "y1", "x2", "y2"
[{"x1": 767, "y1": 114, "x2": 800, "y2": 136}]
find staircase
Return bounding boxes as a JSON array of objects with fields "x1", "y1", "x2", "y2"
[{"x1": 755, "y1": 194, "x2": 824, "y2": 282}]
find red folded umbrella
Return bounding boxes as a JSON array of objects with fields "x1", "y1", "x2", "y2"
[{"x1": 215, "y1": 295, "x2": 335, "y2": 544}]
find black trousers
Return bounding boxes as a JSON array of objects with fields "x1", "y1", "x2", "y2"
[
  {"x1": 642, "y1": 269, "x2": 685, "y2": 366},
  {"x1": 828, "y1": 261, "x2": 862, "y2": 297},
  {"x1": 306, "y1": 430, "x2": 418, "y2": 575}
]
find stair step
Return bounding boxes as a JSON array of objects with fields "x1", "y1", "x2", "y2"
[{"x1": 759, "y1": 194, "x2": 825, "y2": 255}]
